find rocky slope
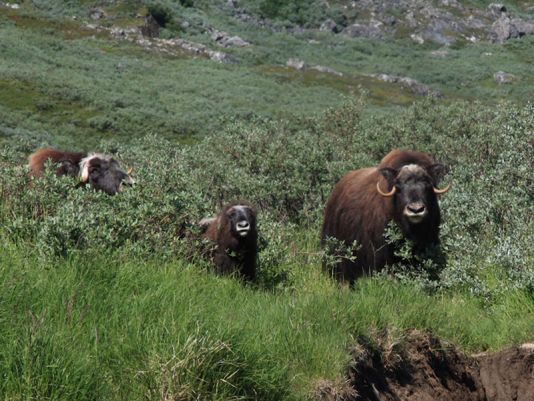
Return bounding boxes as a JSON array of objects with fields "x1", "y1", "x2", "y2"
[{"x1": 223, "y1": 0, "x2": 534, "y2": 45}]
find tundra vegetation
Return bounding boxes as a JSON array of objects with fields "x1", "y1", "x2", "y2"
[{"x1": 0, "y1": 1, "x2": 533, "y2": 400}]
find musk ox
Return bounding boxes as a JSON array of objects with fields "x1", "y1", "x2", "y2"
[
  {"x1": 200, "y1": 202, "x2": 258, "y2": 281},
  {"x1": 321, "y1": 149, "x2": 450, "y2": 284},
  {"x1": 28, "y1": 148, "x2": 134, "y2": 195}
]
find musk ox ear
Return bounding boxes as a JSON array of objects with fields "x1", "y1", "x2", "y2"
[
  {"x1": 199, "y1": 217, "x2": 216, "y2": 233},
  {"x1": 378, "y1": 167, "x2": 398, "y2": 187},
  {"x1": 426, "y1": 163, "x2": 447, "y2": 184}
]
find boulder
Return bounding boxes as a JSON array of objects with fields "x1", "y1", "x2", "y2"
[
  {"x1": 371, "y1": 74, "x2": 443, "y2": 98},
  {"x1": 491, "y1": 15, "x2": 519, "y2": 42},
  {"x1": 309, "y1": 65, "x2": 343, "y2": 76},
  {"x1": 487, "y1": 3, "x2": 507, "y2": 18},
  {"x1": 286, "y1": 58, "x2": 307, "y2": 71},
  {"x1": 494, "y1": 71, "x2": 516, "y2": 84},
  {"x1": 343, "y1": 21, "x2": 384, "y2": 39},
  {"x1": 320, "y1": 19, "x2": 339, "y2": 33},
  {"x1": 211, "y1": 30, "x2": 250, "y2": 47},
  {"x1": 89, "y1": 8, "x2": 106, "y2": 20}
]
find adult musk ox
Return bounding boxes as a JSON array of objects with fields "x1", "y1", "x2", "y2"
[
  {"x1": 28, "y1": 148, "x2": 134, "y2": 195},
  {"x1": 200, "y1": 202, "x2": 258, "y2": 282},
  {"x1": 321, "y1": 149, "x2": 450, "y2": 284}
]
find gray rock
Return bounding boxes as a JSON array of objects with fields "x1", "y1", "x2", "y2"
[
  {"x1": 466, "y1": 16, "x2": 487, "y2": 30},
  {"x1": 286, "y1": 58, "x2": 307, "y2": 71},
  {"x1": 89, "y1": 8, "x2": 106, "y2": 20},
  {"x1": 320, "y1": 18, "x2": 339, "y2": 33},
  {"x1": 422, "y1": 29, "x2": 455, "y2": 46},
  {"x1": 405, "y1": 11, "x2": 418, "y2": 29},
  {"x1": 494, "y1": 71, "x2": 516, "y2": 84},
  {"x1": 511, "y1": 18, "x2": 534, "y2": 36},
  {"x1": 487, "y1": 3, "x2": 507, "y2": 18},
  {"x1": 207, "y1": 50, "x2": 233, "y2": 63},
  {"x1": 430, "y1": 49, "x2": 449, "y2": 58},
  {"x1": 343, "y1": 21, "x2": 384, "y2": 39},
  {"x1": 110, "y1": 27, "x2": 140, "y2": 38},
  {"x1": 410, "y1": 33, "x2": 425, "y2": 44},
  {"x1": 491, "y1": 15, "x2": 519, "y2": 42},
  {"x1": 221, "y1": 35, "x2": 250, "y2": 47},
  {"x1": 1, "y1": 2, "x2": 20, "y2": 9},
  {"x1": 309, "y1": 65, "x2": 343, "y2": 76},
  {"x1": 439, "y1": 0, "x2": 463, "y2": 9},
  {"x1": 371, "y1": 74, "x2": 443, "y2": 98},
  {"x1": 211, "y1": 30, "x2": 250, "y2": 47}
]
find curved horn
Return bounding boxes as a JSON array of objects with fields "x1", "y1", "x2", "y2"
[
  {"x1": 376, "y1": 182, "x2": 396, "y2": 197},
  {"x1": 433, "y1": 183, "x2": 450, "y2": 194},
  {"x1": 127, "y1": 167, "x2": 133, "y2": 175}
]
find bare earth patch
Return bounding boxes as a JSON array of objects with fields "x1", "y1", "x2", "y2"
[{"x1": 317, "y1": 331, "x2": 534, "y2": 401}]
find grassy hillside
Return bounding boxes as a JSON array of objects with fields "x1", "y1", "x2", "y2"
[
  {"x1": 1, "y1": 1, "x2": 533, "y2": 148},
  {"x1": 2, "y1": 245, "x2": 534, "y2": 400},
  {"x1": 1, "y1": 98, "x2": 533, "y2": 399},
  {"x1": 0, "y1": 1, "x2": 533, "y2": 400}
]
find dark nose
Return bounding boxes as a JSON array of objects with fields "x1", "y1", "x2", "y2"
[{"x1": 407, "y1": 204, "x2": 425, "y2": 214}]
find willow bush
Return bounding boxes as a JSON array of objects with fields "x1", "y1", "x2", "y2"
[{"x1": 0, "y1": 99, "x2": 532, "y2": 294}]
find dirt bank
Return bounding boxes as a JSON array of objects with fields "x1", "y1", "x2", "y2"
[{"x1": 316, "y1": 331, "x2": 534, "y2": 401}]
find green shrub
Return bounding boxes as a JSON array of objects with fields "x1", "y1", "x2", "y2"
[
  {"x1": 146, "y1": 2, "x2": 175, "y2": 27},
  {"x1": 1, "y1": 99, "x2": 532, "y2": 294}
]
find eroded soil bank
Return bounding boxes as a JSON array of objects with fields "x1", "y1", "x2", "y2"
[{"x1": 316, "y1": 331, "x2": 534, "y2": 401}]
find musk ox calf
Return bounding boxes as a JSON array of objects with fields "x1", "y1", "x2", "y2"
[
  {"x1": 321, "y1": 149, "x2": 450, "y2": 284},
  {"x1": 28, "y1": 148, "x2": 134, "y2": 195},
  {"x1": 200, "y1": 202, "x2": 258, "y2": 281}
]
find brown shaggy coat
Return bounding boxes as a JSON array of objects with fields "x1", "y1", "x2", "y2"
[
  {"x1": 202, "y1": 202, "x2": 258, "y2": 282},
  {"x1": 28, "y1": 148, "x2": 134, "y2": 195},
  {"x1": 321, "y1": 149, "x2": 446, "y2": 284},
  {"x1": 28, "y1": 148, "x2": 85, "y2": 178}
]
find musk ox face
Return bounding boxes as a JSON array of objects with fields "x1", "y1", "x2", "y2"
[
  {"x1": 80, "y1": 154, "x2": 134, "y2": 195},
  {"x1": 226, "y1": 205, "x2": 256, "y2": 238},
  {"x1": 378, "y1": 163, "x2": 449, "y2": 225}
]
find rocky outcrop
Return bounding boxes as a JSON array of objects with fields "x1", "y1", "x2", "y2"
[
  {"x1": 88, "y1": 8, "x2": 106, "y2": 21},
  {"x1": 343, "y1": 21, "x2": 387, "y2": 39},
  {"x1": 286, "y1": 59, "x2": 343, "y2": 76},
  {"x1": 286, "y1": 58, "x2": 307, "y2": 71},
  {"x1": 370, "y1": 74, "x2": 443, "y2": 98},
  {"x1": 222, "y1": 0, "x2": 534, "y2": 45},
  {"x1": 0, "y1": 2, "x2": 20, "y2": 9},
  {"x1": 490, "y1": 14, "x2": 534, "y2": 42},
  {"x1": 90, "y1": 24, "x2": 235, "y2": 63},
  {"x1": 494, "y1": 71, "x2": 517, "y2": 84},
  {"x1": 210, "y1": 30, "x2": 250, "y2": 48},
  {"x1": 320, "y1": 19, "x2": 340, "y2": 33},
  {"x1": 309, "y1": 65, "x2": 343, "y2": 77}
]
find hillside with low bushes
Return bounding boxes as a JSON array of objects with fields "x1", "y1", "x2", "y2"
[{"x1": 0, "y1": 1, "x2": 533, "y2": 400}]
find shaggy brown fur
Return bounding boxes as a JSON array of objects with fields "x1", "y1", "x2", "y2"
[
  {"x1": 321, "y1": 150, "x2": 447, "y2": 284},
  {"x1": 28, "y1": 148, "x2": 85, "y2": 178},
  {"x1": 202, "y1": 202, "x2": 258, "y2": 281},
  {"x1": 28, "y1": 148, "x2": 134, "y2": 195}
]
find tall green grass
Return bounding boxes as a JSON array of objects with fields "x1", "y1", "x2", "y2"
[{"x1": 2, "y1": 242, "x2": 534, "y2": 400}]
